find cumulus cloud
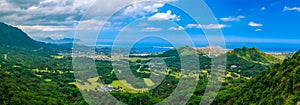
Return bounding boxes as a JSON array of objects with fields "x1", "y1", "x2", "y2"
[
  {"x1": 0, "y1": 0, "x2": 176, "y2": 38},
  {"x1": 220, "y1": 16, "x2": 245, "y2": 22},
  {"x1": 77, "y1": 19, "x2": 107, "y2": 30},
  {"x1": 124, "y1": 3, "x2": 164, "y2": 17},
  {"x1": 5, "y1": 0, "x2": 40, "y2": 8},
  {"x1": 0, "y1": 0, "x2": 96, "y2": 26},
  {"x1": 148, "y1": 10, "x2": 180, "y2": 21},
  {"x1": 186, "y1": 24, "x2": 229, "y2": 29},
  {"x1": 168, "y1": 26, "x2": 184, "y2": 31},
  {"x1": 142, "y1": 27, "x2": 162, "y2": 32},
  {"x1": 283, "y1": 6, "x2": 300, "y2": 12},
  {"x1": 248, "y1": 21, "x2": 263, "y2": 27}
]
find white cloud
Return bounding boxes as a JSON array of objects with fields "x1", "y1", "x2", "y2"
[
  {"x1": 23, "y1": 0, "x2": 95, "y2": 16},
  {"x1": 27, "y1": 33, "x2": 63, "y2": 39},
  {"x1": 16, "y1": 19, "x2": 107, "y2": 32},
  {"x1": 144, "y1": 3, "x2": 164, "y2": 12},
  {"x1": 0, "y1": 0, "x2": 177, "y2": 39},
  {"x1": 283, "y1": 6, "x2": 300, "y2": 12},
  {"x1": 148, "y1": 10, "x2": 180, "y2": 21},
  {"x1": 123, "y1": 3, "x2": 164, "y2": 17},
  {"x1": 77, "y1": 19, "x2": 107, "y2": 30},
  {"x1": 17, "y1": 25, "x2": 74, "y2": 32},
  {"x1": 186, "y1": 24, "x2": 198, "y2": 28},
  {"x1": 168, "y1": 26, "x2": 184, "y2": 31},
  {"x1": 255, "y1": 29, "x2": 262, "y2": 32},
  {"x1": 142, "y1": 27, "x2": 162, "y2": 32},
  {"x1": 220, "y1": 16, "x2": 245, "y2": 22},
  {"x1": 123, "y1": 0, "x2": 177, "y2": 17},
  {"x1": 186, "y1": 24, "x2": 229, "y2": 29},
  {"x1": 248, "y1": 21, "x2": 263, "y2": 27},
  {"x1": 0, "y1": 0, "x2": 96, "y2": 25},
  {"x1": 262, "y1": 6, "x2": 266, "y2": 11}
]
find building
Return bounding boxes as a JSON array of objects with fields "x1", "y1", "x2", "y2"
[
  {"x1": 4, "y1": 54, "x2": 7, "y2": 60},
  {"x1": 231, "y1": 65, "x2": 238, "y2": 68},
  {"x1": 100, "y1": 86, "x2": 115, "y2": 92}
]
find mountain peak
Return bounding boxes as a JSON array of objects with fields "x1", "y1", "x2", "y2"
[
  {"x1": 38, "y1": 37, "x2": 80, "y2": 44},
  {"x1": 0, "y1": 22, "x2": 40, "y2": 49},
  {"x1": 152, "y1": 46, "x2": 201, "y2": 57}
]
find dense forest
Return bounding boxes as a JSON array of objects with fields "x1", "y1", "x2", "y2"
[{"x1": 213, "y1": 50, "x2": 300, "y2": 105}]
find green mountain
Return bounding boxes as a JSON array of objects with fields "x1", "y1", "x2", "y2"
[
  {"x1": 150, "y1": 46, "x2": 211, "y2": 71},
  {"x1": 0, "y1": 23, "x2": 87, "y2": 104},
  {"x1": 225, "y1": 47, "x2": 282, "y2": 77},
  {"x1": 215, "y1": 50, "x2": 300, "y2": 105},
  {"x1": 0, "y1": 22, "x2": 72, "y2": 56},
  {"x1": 152, "y1": 46, "x2": 204, "y2": 57},
  {"x1": 151, "y1": 46, "x2": 280, "y2": 76},
  {"x1": 228, "y1": 47, "x2": 280, "y2": 64},
  {"x1": 0, "y1": 22, "x2": 40, "y2": 49}
]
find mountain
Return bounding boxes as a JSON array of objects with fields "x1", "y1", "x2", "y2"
[
  {"x1": 38, "y1": 37, "x2": 80, "y2": 44},
  {"x1": 150, "y1": 46, "x2": 280, "y2": 75},
  {"x1": 196, "y1": 46, "x2": 227, "y2": 57},
  {"x1": 149, "y1": 46, "x2": 212, "y2": 71},
  {"x1": 0, "y1": 22, "x2": 73, "y2": 54},
  {"x1": 215, "y1": 50, "x2": 300, "y2": 105},
  {"x1": 225, "y1": 47, "x2": 282, "y2": 77},
  {"x1": 152, "y1": 46, "x2": 204, "y2": 57},
  {"x1": 0, "y1": 22, "x2": 40, "y2": 49},
  {"x1": 228, "y1": 47, "x2": 280, "y2": 64}
]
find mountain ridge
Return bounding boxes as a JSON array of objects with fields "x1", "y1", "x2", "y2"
[
  {"x1": 224, "y1": 46, "x2": 282, "y2": 76},
  {"x1": 37, "y1": 37, "x2": 80, "y2": 44},
  {"x1": 0, "y1": 22, "x2": 40, "y2": 49}
]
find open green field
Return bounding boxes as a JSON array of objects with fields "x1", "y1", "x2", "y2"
[
  {"x1": 69, "y1": 77, "x2": 102, "y2": 91},
  {"x1": 70, "y1": 76, "x2": 154, "y2": 93},
  {"x1": 143, "y1": 78, "x2": 155, "y2": 86}
]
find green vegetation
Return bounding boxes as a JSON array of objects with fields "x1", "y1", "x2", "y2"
[
  {"x1": 213, "y1": 50, "x2": 300, "y2": 105},
  {"x1": 225, "y1": 47, "x2": 282, "y2": 77},
  {"x1": 0, "y1": 49, "x2": 86, "y2": 104},
  {"x1": 151, "y1": 46, "x2": 204, "y2": 57},
  {"x1": 0, "y1": 22, "x2": 298, "y2": 105},
  {"x1": 0, "y1": 45, "x2": 286, "y2": 104},
  {"x1": 0, "y1": 22, "x2": 40, "y2": 49}
]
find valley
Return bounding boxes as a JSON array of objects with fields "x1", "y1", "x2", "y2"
[{"x1": 0, "y1": 22, "x2": 299, "y2": 104}]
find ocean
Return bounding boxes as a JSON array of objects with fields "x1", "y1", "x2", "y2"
[{"x1": 96, "y1": 42, "x2": 300, "y2": 54}]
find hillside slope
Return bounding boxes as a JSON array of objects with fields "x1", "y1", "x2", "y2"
[
  {"x1": 215, "y1": 50, "x2": 300, "y2": 105},
  {"x1": 152, "y1": 46, "x2": 204, "y2": 57},
  {"x1": 225, "y1": 47, "x2": 281, "y2": 76},
  {"x1": 0, "y1": 22, "x2": 40, "y2": 49}
]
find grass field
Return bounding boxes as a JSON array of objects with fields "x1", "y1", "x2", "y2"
[
  {"x1": 273, "y1": 55, "x2": 286, "y2": 60},
  {"x1": 51, "y1": 55, "x2": 64, "y2": 59},
  {"x1": 45, "y1": 79, "x2": 52, "y2": 82},
  {"x1": 143, "y1": 78, "x2": 155, "y2": 86},
  {"x1": 69, "y1": 77, "x2": 102, "y2": 91},
  {"x1": 70, "y1": 77, "x2": 152, "y2": 93},
  {"x1": 109, "y1": 80, "x2": 150, "y2": 93}
]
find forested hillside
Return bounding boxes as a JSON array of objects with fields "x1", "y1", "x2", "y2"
[
  {"x1": 225, "y1": 47, "x2": 281, "y2": 77},
  {"x1": 214, "y1": 50, "x2": 300, "y2": 105},
  {"x1": 0, "y1": 23, "x2": 40, "y2": 49}
]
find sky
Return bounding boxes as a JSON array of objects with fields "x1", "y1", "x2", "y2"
[{"x1": 0, "y1": 0, "x2": 300, "y2": 51}]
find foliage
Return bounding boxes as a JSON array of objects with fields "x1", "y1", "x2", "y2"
[{"x1": 213, "y1": 50, "x2": 300, "y2": 105}]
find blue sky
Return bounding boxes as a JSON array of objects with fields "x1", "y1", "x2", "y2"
[
  {"x1": 0, "y1": 0, "x2": 300, "y2": 51},
  {"x1": 207, "y1": 0, "x2": 300, "y2": 39}
]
